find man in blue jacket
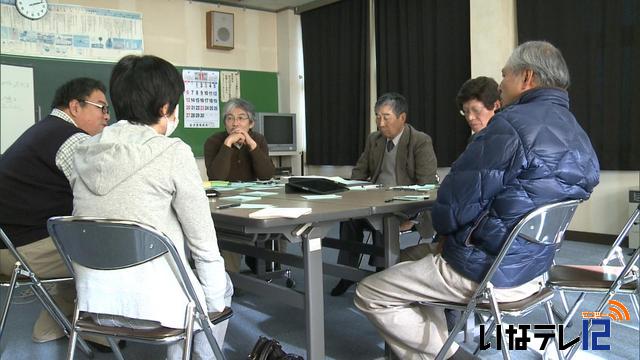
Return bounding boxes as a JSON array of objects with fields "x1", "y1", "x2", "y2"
[{"x1": 354, "y1": 41, "x2": 600, "y2": 359}]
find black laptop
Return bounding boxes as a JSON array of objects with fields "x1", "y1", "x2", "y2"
[{"x1": 285, "y1": 177, "x2": 349, "y2": 195}]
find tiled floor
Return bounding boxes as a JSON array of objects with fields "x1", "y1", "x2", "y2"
[{"x1": 1, "y1": 233, "x2": 638, "y2": 359}]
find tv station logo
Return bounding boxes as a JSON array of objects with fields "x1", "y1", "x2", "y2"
[{"x1": 478, "y1": 299, "x2": 631, "y2": 352}]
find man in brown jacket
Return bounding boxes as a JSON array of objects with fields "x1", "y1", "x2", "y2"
[{"x1": 331, "y1": 92, "x2": 438, "y2": 296}]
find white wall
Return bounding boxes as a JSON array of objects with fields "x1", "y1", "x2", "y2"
[{"x1": 50, "y1": 0, "x2": 278, "y2": 71}]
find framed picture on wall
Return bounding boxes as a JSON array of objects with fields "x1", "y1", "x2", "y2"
[{"x1": 206, "y1": 11, "x2": 234, "y2": 50}]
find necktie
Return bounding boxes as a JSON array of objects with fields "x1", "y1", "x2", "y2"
[{"x1": 386, "y1": 140, "x2": 395, "y2": 152}]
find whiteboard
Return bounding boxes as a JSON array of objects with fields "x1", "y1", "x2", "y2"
[{"x1": 1, "y1": 64, "x2": 36, "y2": 153}]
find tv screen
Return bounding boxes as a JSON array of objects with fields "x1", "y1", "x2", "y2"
[{"x1": 256, "y1": 113, "x2": 296, "y2": 152}]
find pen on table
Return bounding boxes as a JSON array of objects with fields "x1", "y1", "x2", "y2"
[
  {"x1": 217, "y1": 203, "x2": 241, "y2": 209},
  {"x1": 384, "y1": 198, "x2": 395, "y2": 203}
]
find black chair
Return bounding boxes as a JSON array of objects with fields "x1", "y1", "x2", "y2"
[
  {"x1": 427, "y1": 199, "x2": 582, "y2": 360},
  {"x1": 47, "y1": 216, "x2": 232, "y2": 360},
  {"x1": 0, "y1": 226, "x2": 93, "y2": 357}
]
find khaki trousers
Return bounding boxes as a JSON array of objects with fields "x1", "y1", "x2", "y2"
[
  {"x1": 0, "y1": 236, "x2": 75, "y2": 342},
  {"x1": 354, "y1": 244, "x2": 543, "y2": 360}
]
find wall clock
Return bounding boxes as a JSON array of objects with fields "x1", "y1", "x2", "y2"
[{"x1": 16, "y1": 0, "x2": 49, "y2": 20}]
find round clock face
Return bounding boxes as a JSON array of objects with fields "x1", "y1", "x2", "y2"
[{"x1": 16, "y1": 0, "x2": 49, "y2": 20}]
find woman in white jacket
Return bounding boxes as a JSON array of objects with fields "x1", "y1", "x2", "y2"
[{"x1": 70, "y1": 54, "x2": 232, "y2": 359}]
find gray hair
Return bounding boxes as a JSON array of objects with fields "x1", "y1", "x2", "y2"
[
  {"x1": 375, "y1": 92, "x2": 408, "y2": 117},
  {"x1": 505, "y1": 41, "x2": 570, "y2": 90},
  {"x1": 223, "y1": 98, "x2": 256, "y2": 122}
]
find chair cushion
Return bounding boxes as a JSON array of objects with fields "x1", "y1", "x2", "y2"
[
  {"x1": 428, "y1": 288, "x2": 555, "y2": 315},
  {"x1": 548, "y1": 265, "x2": 638, "y2": 291},
  {"x1": 209, "y1": 306, "x2": 233, "y2": 324},
  {"x1": 477, "y1": 287, "x2": 555, "y2": 314},
  {"x1": 76, "y1": 313, "x2": 184, "y2": 339}
]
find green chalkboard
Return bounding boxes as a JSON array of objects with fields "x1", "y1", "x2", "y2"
[{"x1": 0, "y1": 54, "x2": 278, "y2": 157}]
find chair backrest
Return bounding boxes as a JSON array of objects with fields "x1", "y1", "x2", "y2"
[
  {"x1": 47, "y1": 217, "x2": 169, "y2": 271},
  {"x1": 477, "y1": 199, "x2": 582, "y2": 291},
  {"x1": 47, "y1": 216, "x2": 203, "y2": 309},
  {"x1": 601, "y1": 204, "x2": 640, "y2": 266}
]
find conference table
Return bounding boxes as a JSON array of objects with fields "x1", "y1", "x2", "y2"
[{"x1": 209, "y1": 184, "x2": 436, "y2": 360}]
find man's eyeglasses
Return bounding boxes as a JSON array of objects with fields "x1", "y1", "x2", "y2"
[
  {"x1": 224, "y1": 114, "x2": 250, "y2": 122},
  {"x1": 81, "y1": 100, "x2": 109, "y2": 114}
]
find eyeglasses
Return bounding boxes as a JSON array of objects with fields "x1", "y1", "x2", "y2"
[
  {"x1": 224, "y1": 114, "x2": 250, "y2": 122},
  {"x1": 81, "y1": 100, "x2": 109, "y2": 114},
  {"x1": 459, "y1": 107, "x2": 484, "y2": 117}
]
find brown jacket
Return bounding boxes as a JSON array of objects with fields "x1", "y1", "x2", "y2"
[
  {"x1": 352, "y1": 124, "x2": 438, "y2": 185},
  {"x1": 203, "y1": 131, "x2": 275, "y2": 181}
]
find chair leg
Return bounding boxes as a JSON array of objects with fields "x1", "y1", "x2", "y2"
[
  {"x1": 544, "y1": 301, "x2": 564, "y2": 360},
  {"x1": 487, "y1": 292, "x2": 510, "y2": 360},
  {"x1": 182, "y1": 303, "x2": 195, "y2": 360},
  {"x1": 562, "y1": 293, "x2": 586, "y2": 328},
  {"x1": 200, "y1": 315, "x2": 226, "y2": 360},
  {"x1": 434, "y1": 307, "x2": 474, "y2": 360},
  {"x1": 0, "y1": 263, "x2": 21, "y2": 339},
  {"x1": 30, "y1": 282, "x2": 94, "y2": 357},
  {"x1": 473, "y1": 317, "x2": 496, "y2": 356},
  {"x1": 67, "y1": 305, "x2": 81, "y2": 360},
  {"x1": 108, "y1": 337, "x2": 125, "y2": 360}
]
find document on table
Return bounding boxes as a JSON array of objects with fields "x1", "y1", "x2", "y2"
[
  {"x1": 242, "y1": 191, "x2": 278, "y2": 197},
  {"x1": 249, "y1": 207, "x2": 312, "y2": 219},
  {"x1": 301, "y1": 194, "x2": 342, "y2": 200},
  {"x1": 221, "y1": 195, "x2": 262, "y2": 202},
  {"x1": 238, "y1": 204, "x2": 274, "y2": 209}
]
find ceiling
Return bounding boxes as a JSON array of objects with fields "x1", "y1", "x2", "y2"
[{"x1": 190, "y1": 0, "x2": 338, "y2": 13}]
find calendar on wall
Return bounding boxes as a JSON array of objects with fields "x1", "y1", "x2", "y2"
[{"x1": 182, "y1": 69, "x2": 220, "y2": 128}]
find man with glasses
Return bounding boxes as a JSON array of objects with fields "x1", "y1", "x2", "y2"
[
  {"x1": 0, "y1": 77, "x2": 110, "y2": 344},
  {"x1": 204, "y1": 98, "x2": 275, "y2": 273},
  {"x1": 455, "y1": 76, "x2": 501, "y2": 142}
]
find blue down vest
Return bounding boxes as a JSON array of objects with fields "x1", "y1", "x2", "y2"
[{"x1": 433, "y1": 88, "x2": 600, "y2": 287}]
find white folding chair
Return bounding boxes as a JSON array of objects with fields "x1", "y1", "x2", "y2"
[
  {"x1": 428, "y1": 199, "x2": 582, "y2": 360},
  {"x1": 0, "y1": 227, "x2": 93, "y2": 357},
  {"x1": 47, "y1": 216, "x2": 232, "y2": 360}
]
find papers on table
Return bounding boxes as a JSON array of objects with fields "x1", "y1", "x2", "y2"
[
  {"x1": 242, "y1": 191, "x2": 278, "y2": 197},
  {"x1": 247, "y1": 185, "x2": 283, "y2": 190},
  {"x1": 221, "y1": 195, "x2": 261, "y2": 202},
  {"x1": 392, "y1": 195, "x2": 430, "y2": 201},
  {"x1": 249, "y1": 207, "x2": 312, "y2": 219},
  {"x1": 389, "y1": 184, "x2": 437, "y2": 192},
  {"x1": 301, "y1": 194, "x2": 342, "y2": 200},
  {"x1": 237, "y1": 203, "x2": 274, "y2": 209},
  {"x1": 348, "y1": 184, "x2": 383, "y2": 191}
]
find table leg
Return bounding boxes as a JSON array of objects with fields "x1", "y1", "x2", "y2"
[
  {"x1": 383, "y1": 215, "x2": 401, "y2": 268},
  {"x1": 303, "y1": 232, "x2": 325, "y2": 360}
]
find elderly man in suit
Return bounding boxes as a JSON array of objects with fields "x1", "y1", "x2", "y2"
[{"x1": 331, "y1": 92, "x2": 438, "y2": 296}]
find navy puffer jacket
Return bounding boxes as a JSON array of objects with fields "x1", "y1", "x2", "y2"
[{"x1": 433, "y1": 88, "x2": 600, "y2": 287}]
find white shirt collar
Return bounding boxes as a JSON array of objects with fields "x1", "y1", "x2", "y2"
[
  {"x1": 390, "y1": 126, "x2": 405, "y2": 146},
  {"x1": 50, "y1": 108, "x2": 78, "y2": 127}
]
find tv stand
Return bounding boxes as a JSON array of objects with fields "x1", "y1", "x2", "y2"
[{"x1": 270, "y1": 151, "x2": 303, "y2": 176}]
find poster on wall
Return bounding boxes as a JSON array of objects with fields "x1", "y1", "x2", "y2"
[
  {"x1": 182, "y1": 69, "x2": 220, "y2": 128},
  {"x1": 0, "y1": 1, "x2": 143, "y2": 61},
  {"x1": 220, "y1": 71, "x2": 241, "y2": 102}
]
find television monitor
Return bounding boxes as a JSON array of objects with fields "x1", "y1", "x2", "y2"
[{"x1": 254, "y1": 112, "x2": 297, "y2": 152}]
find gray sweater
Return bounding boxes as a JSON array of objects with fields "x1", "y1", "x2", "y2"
[{"x1": 70, "y1": 120, "x2": 227, "y2": 328}]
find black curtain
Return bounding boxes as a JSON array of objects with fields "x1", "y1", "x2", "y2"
[
  {"x1": 517, "y1": 0, "x2": 640, "y2": 170},
  {"x1": 375, "y1": 0, "x2": 470, "y2": 166},
  {"x1": 301, "y1": 0, "x2": 370, "y2": 165}
]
